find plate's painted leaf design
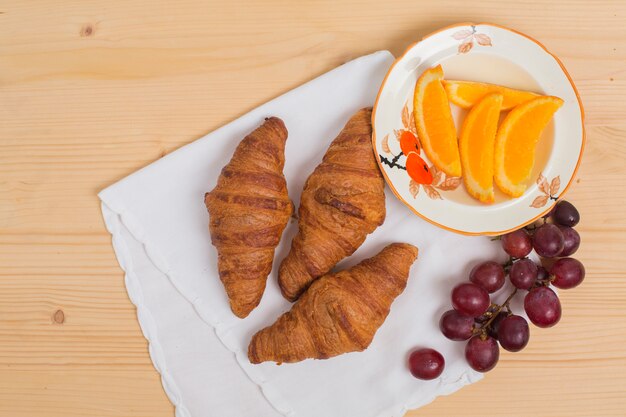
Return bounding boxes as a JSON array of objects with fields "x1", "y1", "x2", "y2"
[
  {"x1": 429, "y1": 164, "x2": 439, "y2": 178},
  {"x1": 408, "y1": 110, "x2": 417, "y2": 135},
  {"x1": 382, "y1": 134, "x2": 391, "y2": 154},
  {"x1": 453, "y1": 26, "x2": 493, "y2": 54},
  {"x1": 432, "y1": 170, "x2": 444, "y2": 187},
  {"x1": 474, "y1": 33, "x2": 492, "y2": 46},
  {"x1": 436, "y1": 176, "x2": 462, "y2": 191},
  {"x1": 537, "y1": 174, "x2": 550, "y2": 195},
  {"x1": 424, "y1": 185, "x2": 442, "y2": 200},
  {"x1": 530, "y1": 173, "x2": 561, "y2": 208},
  {"x1": 550, "y1": 176, "x2": 561, "y2": 196},
  {"x1": 458, "y1": 40, "x2": 474, "y2": 54},
  {"x1": 401, "y1": 102, "x2": 411, "y2": 131},
  {"x1": 452, "y1": 29, "x2": 473, "y2": 40},
  {"x1": 400, "y1": 99, "x2": 418, "y2": 136},
  {"x1": 531, "y1": 194, "x2": 550, "y2": 208},
  {"x1": 409, "y1": 179, "x2": 420, "y2": 198}
]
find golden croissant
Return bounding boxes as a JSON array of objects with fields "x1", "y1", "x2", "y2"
[
  {"x1": 249, "y1": 243, "x2": 418, "y2": 363},
  {"x1": 278, "y1": 108, "x2": 386, "y2": 301},
  {"x1": 205, "y1": 117, "x2": 293, "y2": 318}
]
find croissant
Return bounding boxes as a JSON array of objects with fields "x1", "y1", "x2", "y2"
[
  {"x1": 205, "y1": 117, "x2": 293, "y2": 318},
  {"x1": 249, "y1": 243, "x2": 418, "y2": 363},
  {"x1": 278, "y1": 108, "x2": 386, "y2": 301}
]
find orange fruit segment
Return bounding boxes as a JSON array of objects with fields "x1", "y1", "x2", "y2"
[
  {"x1": 443, "y1": 80, "x2": 540, "y2": 111},
  {"x1": 459, "y1": 93, "x2": 503, "y2": 204},
  {"x1": 413, "y1": 65, "x2": 461, "y2": 177},
  {"x1": 494, "y1": 96, "x2": 564, "y2": 197}
]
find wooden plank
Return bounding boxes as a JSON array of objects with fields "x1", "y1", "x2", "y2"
[{"x1": 0, "y1": 369, "x2": 172, "y2": 417}]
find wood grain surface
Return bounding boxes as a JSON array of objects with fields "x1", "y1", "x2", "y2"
[{"x1": 1, "y1": 0, "x2": 625, "y2": 416}]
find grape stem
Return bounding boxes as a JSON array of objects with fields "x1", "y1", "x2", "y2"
[
  {"x1": 502, "y1": 257, "x2": 521, "y2": 273},
  {"x1": 526, "y1": 216, "x2": 550, "y2": 232},
  {"x1": 534, "y1": 274, "x2": 556, "y2": 289},
  {"x1": 525, "y1": 224, "x2": 540, "y2": 232},
  {"x1": 479, "y1": 288, "x2": 518, "y2": 338}
]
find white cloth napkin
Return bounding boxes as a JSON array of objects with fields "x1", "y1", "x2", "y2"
[{"x1": 100, "y1": 51, "x2": 503, "y2": 417}]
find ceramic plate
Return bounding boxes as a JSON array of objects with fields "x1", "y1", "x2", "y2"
[{"x1": 372, "y1": 23, "x2": 585, "y2": 235}]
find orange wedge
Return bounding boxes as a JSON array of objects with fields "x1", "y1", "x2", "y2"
[
  {"x1": 443, "y1": 80, "x2": 540, "y2": 111},
  {"x1": 413, "y1": 65, "x2": 461, "y2": 177},
  {"x1": 494, "y1": 96, "x2": 564, "y2": 197},
  {"x1": 459, "y1": 93, "x2": 503, "y2": 204}
]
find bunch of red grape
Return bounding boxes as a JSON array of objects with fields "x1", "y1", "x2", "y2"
[{"x1": 438, "y1": 200, "x2": 585, "y2": 373}]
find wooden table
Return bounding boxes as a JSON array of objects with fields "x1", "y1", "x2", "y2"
[{"x1": 2, "y1": 1, "x2": 625, "y2": 416}]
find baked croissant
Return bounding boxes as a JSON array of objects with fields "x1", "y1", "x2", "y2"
[
  {"x1": 278, "y1": 108, "x2": 386, "y2": 301},
  {"x1": 205, "y1": 117, "x2": 293, "y2": 318},
  {"x1": 249, "y1": 243, "x2": 418, "y2": 363}
]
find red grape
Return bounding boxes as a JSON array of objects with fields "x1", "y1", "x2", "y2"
[
  {"x1": 552, "y1": 200, "x2": 580, "y2": 227},
  {"x1": 524, "y1": 286, "x2": 561, "y2": 328},
  {"x1": 452, "y1": 283, "x2": 490, "y2": 317},
  {"x1": 487, "y1": 311, "x2": 508, "y2": 339},
  {"x1": 497, "y1": 315, "x2": 530, "y2": 352},
  {"x1": 440, "y1": 310, "x2": 475, "y2": 341},
  {"x1": 408, "y1": 348, "x2": 445, "y2": 380},
  {"x1": 509, "y1": 258, "x2": 539, "y2": 290},
  {"x1": 501, "y1": 229, "x2": 532, "y2": 258},
  {"x1": 550, "y1": 257, "x2": 585, "y2": 289},
  {"x1": 557, "y1": 225, "x2": 581, "y2": 256},
  {"x1": 470, "y1": 261, "x2": 505, "y2": 293},
  {"x1": 532, "y1": 223, "x2": 565, "y2": 258},
  {"x1": 465, "y1": 335, "x2": 499, "y2": 372}
]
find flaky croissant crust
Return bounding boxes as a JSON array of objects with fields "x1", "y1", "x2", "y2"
[
  {"x1": 205, "y1": 117, "x2": 293, "y2": 318},
  {"x1": 249, "y1": 243, "x2": 418, "y2": 363},
  {"x1": 278, "y1": 108, "x2": 386, "y2": 301}
]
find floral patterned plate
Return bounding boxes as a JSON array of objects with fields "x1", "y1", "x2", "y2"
[{"x1": 372, "y1": 22, "x2": 585, "y2": 236}]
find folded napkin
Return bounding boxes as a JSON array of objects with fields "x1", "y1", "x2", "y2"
[{"x1": 100, "y1": 51, "x2": 503, "y2": 417}]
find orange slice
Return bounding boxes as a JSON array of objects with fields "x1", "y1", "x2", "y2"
[
  {"x1": 494, "y1": 96, "x2": 564, "y2": 197},
  {"x1": 413, "y1": 65, "x2": 461, "y2": 177},
  {"x1": 459, "y1": 93, "x2": 503, "y2": 204},
  {"x1": 443, "y1": 80, "x2": 540, "y2": 111}
]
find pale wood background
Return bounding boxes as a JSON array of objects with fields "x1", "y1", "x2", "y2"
[{"x1": 1, "y1": 0, "x2": 625, "y2": 416}]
